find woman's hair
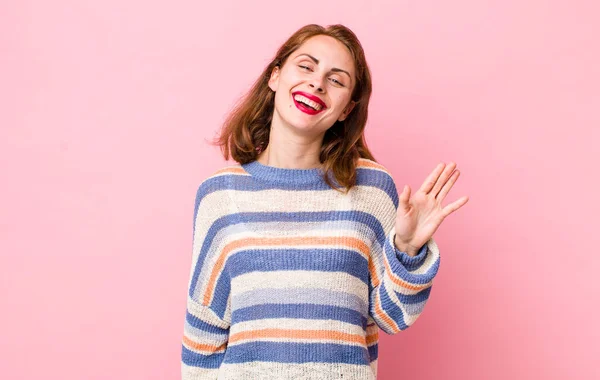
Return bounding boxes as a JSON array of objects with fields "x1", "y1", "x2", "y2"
[{"x1": 210, "y1": 23, "x2": 377, "y2": 193}]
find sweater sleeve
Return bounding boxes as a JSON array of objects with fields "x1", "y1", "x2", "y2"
[
  {"x1": 181, "y1": 183, "x2": 231, "y2": 379},
  {"x1": 367, "y1": 174, "x2": 441, "y2": 335}
]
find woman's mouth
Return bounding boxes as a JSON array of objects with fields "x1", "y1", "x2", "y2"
[{"x1": 292, "y1": 93, "x2": 326, "y2": 115}]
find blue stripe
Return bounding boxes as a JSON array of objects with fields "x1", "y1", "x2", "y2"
[
  {"x1": 203, "y1": 162, "x2": 395, "y2": 191},
  {"x1": 233, "y1": 209, "x2": 383, "y2": 231},
  {"x1": 185, "y1": 320, "x2": 229, "y2": 343},
  {"x1": 356, "y1": 165, "x2": 398, "y2": 207},
  {"x1": 192, "y1": 185, "x2": 204, "y2": 239},
  {"x1": 224, "y1": 341, "x2": 371, "y2": 365},
  {"x1": 384, "y1": 237, "x2": 440, "y2": 284},
  {"x1": 227, "y1": 247, "x2": 369, "y2": 283},
  {"x1": 368, "y1": 343, "x2": 378, "y2": 361},
  {"x1": 391, "y1": 241, "x2": 430, "y2": 271},
  {"x1": 186, "y1": 310, "x2": 229, "y2": 335},
  {"x1": 395, "y1": 286, "x2": 432, "y2": 304},
  {"x1": 181, "y1": 345, "x2": 225, "y2": 369},
  {"x1": 232, "y1": 303, "x2": 368, "y2": 330},
  {"x1": 370, "y1": 282, "x2": 409, "y2": 331},
  {"x1": 200, "y1": 164, "x2": 395, "y2": 198},
  {"x1": 208, "y1": 273, "x2": 230, "y2": 319}
]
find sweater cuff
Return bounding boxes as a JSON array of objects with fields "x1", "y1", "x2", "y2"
[
  {"x1": 384, "y1": 228, "x2": 440, "y2": 285},
  {"x1": 389, "y1": 228, "x2": 428, "y2": 267}
]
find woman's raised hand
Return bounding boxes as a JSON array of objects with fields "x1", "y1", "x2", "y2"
[{"x1": 393, "y1": 162, "x2": 469, "y2": 256}]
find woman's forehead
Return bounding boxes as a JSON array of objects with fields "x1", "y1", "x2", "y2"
[{"x1": 291, "y1": 36, "x2": 355, "y2": 72}]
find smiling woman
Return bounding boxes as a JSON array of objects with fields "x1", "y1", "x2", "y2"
[
  {"x1": 269, "y1": 36, "x2": 357, "y2": 129},
  {"x1": 181, "y1": 24, "x2": 447, "y2": 380},
  {"x1": 210, "y1": 24, "x2": 374, "y2": 191}
]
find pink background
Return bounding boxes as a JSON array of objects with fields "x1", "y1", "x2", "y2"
[{"x1": 1, "y1": 1, "x2": 598, "y2": 379}]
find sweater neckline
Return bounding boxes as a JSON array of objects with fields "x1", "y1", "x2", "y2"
[{"x1": 241, "y1": 159, "x2": 326, "y2": 185}]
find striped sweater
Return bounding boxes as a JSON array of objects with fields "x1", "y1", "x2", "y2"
[{"x1": 181, "y1": 157, "x2": 441, "y2": 380}]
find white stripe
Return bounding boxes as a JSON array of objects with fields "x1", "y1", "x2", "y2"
[
  {"x1": 230, "y1": 317, "x2": 366, "y2": 337},
  {"x1": 216, "y1": 361, "x2": 376, "y2": 380},
  {"x1": 230, "y1": 270, "x2": 368, "y2": 298}
]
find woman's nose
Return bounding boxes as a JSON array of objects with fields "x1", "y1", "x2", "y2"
[{"x1": 309, "y1": 82, "x2": 324, "y2": 93}]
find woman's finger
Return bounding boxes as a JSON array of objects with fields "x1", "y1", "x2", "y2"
[
  {"x1": 430, "y1": 162, "x2": 457, "y2": 197},
  {"x1": 441, "y1": 196, "x2": 469, "y2": 218},
  {"x1": 437, "y1": 170, "x2": 460, "y2": 202},
  {"x1": 398, "y1": 184, "x2": 411, "y2": 212},
  {"x1": 418, "y1": 163, "x2": 446, "y2": 194}
]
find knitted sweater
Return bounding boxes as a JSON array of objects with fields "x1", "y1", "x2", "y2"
[{"x1": 181, "y1": 157, "x2": 441, "y2": 380}]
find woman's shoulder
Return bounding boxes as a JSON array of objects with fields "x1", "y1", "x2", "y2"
[
  {"x1": 195, "y1": 163, "x2": 246, "y2": 188},
  {"x1": 192, "y1": 163, "x2": 245, "y2": 203},
  {"x1": 356, "y1": 157, "x2": 392, "y2": 176},
  {"x1": 355, "y1": 157, "x2": 396, "y2": 188}
]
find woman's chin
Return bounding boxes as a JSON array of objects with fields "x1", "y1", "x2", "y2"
[{"x1": 290, "y1": 123, "x2": 331, "y2": 137}]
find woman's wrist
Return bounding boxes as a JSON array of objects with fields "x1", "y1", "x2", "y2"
[{"x1": 394, "y1": 235, "x2": 419, "y2": 257}]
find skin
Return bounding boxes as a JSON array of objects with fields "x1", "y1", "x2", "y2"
[
  {"x1": 261, "y1": 34, "x2": 356, "y2": 169},
  {"x1": 261, "y1": 34, "x2": 469, "y2": 256},
  {"x1": 394, "y1": 162, "x2": 469, "y2": 256}
]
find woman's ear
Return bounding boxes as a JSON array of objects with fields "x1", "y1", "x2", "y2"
[
  {"x1": 268, "y1": 66, "x2": 280, "y2": 92},
  {"x1": 338, "y1": 100, "x2": 356, "y2": 122}
]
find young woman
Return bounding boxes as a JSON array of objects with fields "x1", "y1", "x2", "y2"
[{"x1": 181, "y1": 23, "x2": 468, "y2": 380}]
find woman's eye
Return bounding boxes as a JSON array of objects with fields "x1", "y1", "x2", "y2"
[{"x1": 298, "y1": 65, "x2": 344, "y2": 86}]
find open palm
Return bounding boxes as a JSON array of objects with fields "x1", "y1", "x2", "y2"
[{"x1": 394, "y1": 162, "x2": 469, "y2": 255}]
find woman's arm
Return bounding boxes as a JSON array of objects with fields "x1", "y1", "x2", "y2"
[
  {"x1": 181, "y1": 184, "x2": 231, "y2": 379},
  {"x1": 367, "y1": 174, "x2": 441, "y2": 334}
]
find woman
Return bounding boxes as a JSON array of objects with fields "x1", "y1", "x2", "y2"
[{"x1": 182, "y1": 24, "x2": 468, "y2": 380}]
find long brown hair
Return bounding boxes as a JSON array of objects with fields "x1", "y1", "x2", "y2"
[{"x1": 210, "y1": 24, "x2": 377, "y2": 193}]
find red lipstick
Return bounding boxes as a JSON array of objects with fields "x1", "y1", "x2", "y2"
[{"x1": 292, "y1": 91, "x2": 327, "y2": 115}]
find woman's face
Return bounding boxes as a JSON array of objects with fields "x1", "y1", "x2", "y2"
[{"x1": 268, "y1": 35, "x2": 356, "y2": 135}]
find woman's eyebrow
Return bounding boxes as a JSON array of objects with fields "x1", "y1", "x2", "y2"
[{"x1": 296, "y1": 53, "x2": 352, "y2": 80}]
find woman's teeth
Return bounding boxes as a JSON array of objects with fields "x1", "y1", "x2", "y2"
[{"x1": 294, "y1": 94, "x2": 323, "y2": 111}]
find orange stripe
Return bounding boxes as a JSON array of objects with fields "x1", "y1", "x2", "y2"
[
  {"x1": 372, "y1": 249, "x2": 433, "y2": 333},
  {"x1": 356, "y1": 159, "x2": 387, "y2": 172},
  {"x1": 229, "y1": 328, "x2": 367, "y2": 346},
  {"x1": 213, "y1": 166, "x2": 247, "y2": 176},
  {"x1": 366, "y1": 332, "x2": 379, "y2": 345},
  {"x1": 203, "y1": 235, "x2": 377, "y2": 305},
  {"x1": 373, "y1": 287, "x2": 400, "y2": 334},
  {"x1": 212, "y1": 160, "x2": 387, "y2": 180},
  {"x1": 368, "y1": 255, "x2": 380, "y2": 288},
  {"x1": 223, "y1": 159, "x2": 384, "y2": 173},
  {"x1": 382, "y1": 253, "x2": 432, "y2": 292},
  {"x1": 182, "y1": 335, "x2": 227, "y2": 353}
]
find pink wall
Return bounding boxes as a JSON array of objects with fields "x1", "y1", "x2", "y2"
[{"x1": 1, "y1": 1, "x2": 598, "y2": 379}]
